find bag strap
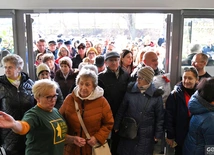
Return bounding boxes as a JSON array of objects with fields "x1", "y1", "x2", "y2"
[
  {"x1": 74, "y1": 100, "x2": 91, "y2": 140},
  {"x1": 138, "y1": 97, "x2": 151, "y2": 126}
]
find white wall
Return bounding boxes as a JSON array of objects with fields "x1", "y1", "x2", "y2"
[{"x1": 0, "y1": 0, "x2": 214, "y2": 10}]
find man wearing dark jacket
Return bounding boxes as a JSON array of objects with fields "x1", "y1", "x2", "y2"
[{"x1": 98, "y1": 51, "x2": 129, "y2": 155}]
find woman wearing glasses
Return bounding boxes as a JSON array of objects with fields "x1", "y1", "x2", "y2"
[
  {"x1": 165, "y1": 67, "x2": 199, "y2": 155},
  {"x1": 0, "y1": 54, "x2": 35, "y2": 155},
  {"x1": 114, "y1": 66, "x2": 164, "y2": 155},
  {"x1": 0, "y1": 79, "x2": 68, "y2": 155},
  {"x1": 36, "y1": 63, "x2": 63, "y2": 109}
]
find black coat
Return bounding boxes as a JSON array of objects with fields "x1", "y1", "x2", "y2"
[
  {"x1": 114, "y1": 82, "x2": 164, "y2": 155},
  {"x1": 165, "y1": 82, "x2": 193, "y2": 146},
  {"x1": 98, "y1": 67, "x2": 129, "y2": 117},
  {"x1": 0, "y1": 72, "x2": 35, "y2": 155},
  {"x1": 54, "y1": 69, "x2": 77, "y2": 99}
]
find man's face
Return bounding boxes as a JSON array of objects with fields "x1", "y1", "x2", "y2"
[
  {"x1": 105, "y1": 57, "x2": 119, "y2": 72},
  {"x1": 144, "y1": 53, "x2": 158, "y2": 70},
  {"x1": 191, "y1": 55, "x2": 206, "y2": 71},
  {"x1": 37, "y1": 41, "x2": 46, "y2": 53},
  {"x1": 48, "y1": 44, "x2": 57, "y2": 52}
]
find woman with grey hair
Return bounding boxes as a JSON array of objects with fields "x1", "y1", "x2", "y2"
[
  {"x1": 0, "y1": 54, "x2": 35, "y2": 155},
  {"x1": 59, "y1": 68, "x2": 114, "y2": 155}
]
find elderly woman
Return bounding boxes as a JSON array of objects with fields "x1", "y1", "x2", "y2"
[
  {"x1": 36, "y1": 63, "x2": 63, "y2": 109},
  {"x1": 59, "y1": 68, "x2": 114, "y2": 155},
  {"x1": 54, "y1": 56, "x2": 78, "y2": 99},
  {"x1": 0, "y1": 54, "x2": 35, "y2": 155},
  {"x1": 114, "y1": 66, "x2": 164, "y2": 155},
  {"x1": 165, "y1": 67, "x2": 199, "y2": 155},
  {"x1": 0, "y1": 79, "x2": 67, "y2": 155}
]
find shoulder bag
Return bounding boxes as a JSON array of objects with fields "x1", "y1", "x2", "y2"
[
  {"x1": 0, "y1": 146, "x2": 6, "y2": 155},
  {"x1": 74, "y1": 100, "x2": 111, "y2": 155},
  {"x1": 118, "y1": 97, "x2": 150, "y2": 139}
]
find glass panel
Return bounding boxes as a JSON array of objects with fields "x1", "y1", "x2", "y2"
[
  {"x1": 182, "y1": 18, "x2": 214, "y2": 76},
  {"x1": 0, "y1": 18, "x2": 14, "y2": 53},
  {"x1": 30, "y1": 13, "x2": 168, "y2": 69}
]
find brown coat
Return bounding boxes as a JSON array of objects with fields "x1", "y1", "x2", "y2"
[{"x1": 59, "y1": 86, "x2": 114, "y2": 155}]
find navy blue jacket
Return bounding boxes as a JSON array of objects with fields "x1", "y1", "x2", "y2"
[
  {"x1": 114, "y1": 82, "x2": 164, "y2": 155},
  {"x1": 183, "y1": 91, "x2": 214, "y2": 155},
  {"x1": 165, "y1": 82, "x2": 192, "y2": 146}
]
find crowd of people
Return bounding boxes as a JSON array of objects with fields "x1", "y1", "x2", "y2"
[{"x1": 0, "y1": 37, "x2": 213, "y2": 155}]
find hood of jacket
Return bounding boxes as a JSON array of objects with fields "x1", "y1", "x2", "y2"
[
  {"x1": 189, "y1": 91, "x2": 214, "y2": 115},
  {"x1": 73, "y1": 85, "x2": 104, "y2": 100}
]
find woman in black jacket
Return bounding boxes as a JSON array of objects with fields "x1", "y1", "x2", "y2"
[
  {"x1": 0, "y1": 54, "x2": 35, "y2": 155},
  {"x1": 165, "y1": 67, "x2": 199, "y2": 155}
]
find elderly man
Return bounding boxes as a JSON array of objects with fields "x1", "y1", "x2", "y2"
[{"x1": 98, "y1": 51, "x2": 129, "y2": 155}]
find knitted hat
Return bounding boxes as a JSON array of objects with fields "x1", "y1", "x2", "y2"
[
  {"x1": 59, "y1": 56, "x2": 73, "y2": 68},
  {"x1": 137, "y1": 66, "x2": 154, "y2": 84},
  {"x1": 86, "y1": 47, "x2": 98, "y2": 56},
  {"x1": 36, "y1": 63, "x2": 50, "y2": 77}
]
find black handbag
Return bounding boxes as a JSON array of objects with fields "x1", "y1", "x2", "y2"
[
  {"x1": 118, "y1": 117, "x2": 138, "y2": 139},
  {"x1": 118, "y1": 97, "x2": 150, "y2": 139}
]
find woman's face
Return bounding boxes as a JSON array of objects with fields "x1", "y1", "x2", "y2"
[
  {"x1": 121, "y1": 53, "x2": 133, "y2": 67},
  {"x1": 45, "y1": 60, "x2": 54, "y2": 70},
  {"x1": 4, "y1": 62, "x2": 21, "y2": 80},
  {"x1": 137, "y1": 75, "x2": 149, "y2": 88},
  {"x1": 37, "y1": 88, "x2": 57, "y2": 111},
  {"x1": 60, "y1": 48, "x2": 68, "y2": 57},
  {"x1": 78, "y1": 77, "x2": 95, "y2": 98},
  {"x1": 87, "y1": 51, "x2": 96, "y2": 60},
  {"x1": 38, "y1": 71, "x2": 50, "y2": 80},
  {"x1": 60, "y1": 64, "x2": 70, "y2": 75},
  {"x1": 182, "y1": 71, "x2": 198, "y2": 89}
]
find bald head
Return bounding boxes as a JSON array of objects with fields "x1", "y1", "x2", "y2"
[{"x1": 142, "y1": 51, "x2": 158, "y2": 70}]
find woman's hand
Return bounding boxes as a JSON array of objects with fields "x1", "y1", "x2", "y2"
[
  {"x1": 166, "y1": 138, "x2": 175, "y2": 148},
  {"x1": 73, "y1": 136, "x2": 86, "y2": 147},
  {"x1": 87, "y1": 136, "x2": 98, "y2": 147},
  {"x1": 0, "y1": 111, "x2": 16, "y2": 128}
]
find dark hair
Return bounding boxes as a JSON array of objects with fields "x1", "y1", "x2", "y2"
[
  {"x1": 183, "y1": 67, "x2": 199, "y2": 79},
  {"x1": 197, "y1": 77, "x2": 214, "y2": 102},
  {"x1": 119, "y1": 49, "x2": 134, "y2": 70}
]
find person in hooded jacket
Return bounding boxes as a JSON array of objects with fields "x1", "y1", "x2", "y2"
[
  {"x1": 0, "y1": 54, "x2": 35, "y2": 155},
  {"x1": 114, "y1": 66, "x2": 164, "y2": 155},
  {"x1": 165, "y1": 67, "x2": 199, "y2": 155},
  {"x1": 183, "y1": 77, "x2": 214, "y2": 155},
  {"x1": 59, "y1": 67, "x2": 114, "y2": 155}
]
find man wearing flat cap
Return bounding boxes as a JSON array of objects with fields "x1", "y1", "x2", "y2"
[
  {"x1": 48, "y1": 40, "x2": 58, "y2": 59},
  {"x1": 98, "y1": 51, "x2": 129, "y2": 155}
]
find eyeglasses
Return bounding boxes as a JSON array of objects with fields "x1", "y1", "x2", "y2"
[
  {"x1": 43, "y1": 93, "x2": 58, "y2": 102},
  {"x1": 88, "y1": 52, "x2": 95, "y2": 55},
  {"x1": 137, "y1": 76, "x2": 145, "y2": 81}
]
